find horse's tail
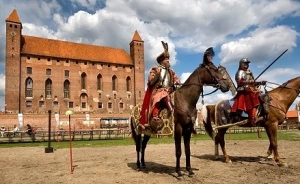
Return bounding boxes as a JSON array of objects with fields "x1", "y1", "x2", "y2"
[
  {"x1": 130, "y1": 116, "x2": 137, "y2": 143},
  {"x1": 201, "y1": 104, "x2": 214, "y2": 140}
]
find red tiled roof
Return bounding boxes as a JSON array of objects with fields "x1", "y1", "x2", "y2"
[
  {"x1": 6, "y1": 9, "x2": 21, "y2": 23},
  {"x1": 21, "y1": 35, "x2": 133, "y2": 65},
  {"x1": 286, "y1": 110, "x2": 298, "y2": 118},
  {"x1": 131, "y1": 30, "x2": 143, "y2": 42}
]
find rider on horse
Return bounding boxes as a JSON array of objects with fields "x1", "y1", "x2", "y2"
[
  {"x1": 140, "y1": 41, "x2": 180, "y2": 127},
  {"x1": 231, "y1": 58, "x2": 266, "y2": 126}
]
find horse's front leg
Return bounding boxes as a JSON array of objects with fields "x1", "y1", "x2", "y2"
[
  {"x1": 174, "y1": 124, "x2": 183, "y2": 179},
  {"x1": 265, "y1": 124, "x2": 287, "y2": 166},
  {"x1": 183, "y1": 130, "x2": 194, "y2": 176},
  {"x1": 141, "y1": 135, "x2": 150, "y2": 168},
  {"x1": 136, "y1": 134, "x2": 142, "y2": 170},
  {"x1": 216, "y1": 129, "x2": 231, "y2": 163}
]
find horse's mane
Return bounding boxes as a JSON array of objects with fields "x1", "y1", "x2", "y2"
[{"x1": 270, "y1": 77, "x2": 300, "y2": 93}]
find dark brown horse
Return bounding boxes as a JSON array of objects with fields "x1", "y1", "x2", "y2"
[
  {"x1": 130, "y1": 64, "x2": 231, "y2": 179},
  {"x1": 202, "y1": 76, "x2": 300, "y2": 166}
]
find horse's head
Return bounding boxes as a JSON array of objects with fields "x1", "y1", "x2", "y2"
[{"x1": 200, "y1": 64, "x2": 231, "y2": 93}]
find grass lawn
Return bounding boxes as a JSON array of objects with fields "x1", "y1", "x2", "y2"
[{"x1": 0, "y1": 130, "x2": 300, "y2": 149}]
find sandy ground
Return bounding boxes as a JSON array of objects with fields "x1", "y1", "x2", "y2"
[{"x1": 1, "y1": 140, "x2": 300, "y2": 184}]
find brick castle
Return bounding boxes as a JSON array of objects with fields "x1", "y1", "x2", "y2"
[{"x1": 1, "y1": 9, "x2": 145, "y2": 130}]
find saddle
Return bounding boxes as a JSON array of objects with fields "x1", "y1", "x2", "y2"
[{"x1": 214, "y1": 93, "x2": 271, "y2": 128}]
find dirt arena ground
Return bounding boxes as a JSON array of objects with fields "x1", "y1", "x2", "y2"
[{"x1": 1, "y1": 140, "x2": 300, "y2": 184}]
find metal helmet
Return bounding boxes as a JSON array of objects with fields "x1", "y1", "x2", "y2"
[{"x1": 239, "y1": 58, "x2": 250, "y2": 68}]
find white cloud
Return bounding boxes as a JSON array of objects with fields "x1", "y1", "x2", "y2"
[
  {"x1": 220, "y1": 26, "x2": 299, "y2": 66},
  {"x1": 180, "y1": 72, "x2": 191, "y2": 83},
  {"x1": 0, "y1": 0, "x2": 300, "y2": 111}
]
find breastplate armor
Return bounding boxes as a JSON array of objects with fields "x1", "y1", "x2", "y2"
[
  {"x1": 159, "y1": 68, "x2": 171, "y2": 88},
  {"x1": 235, "y1": 70, "x2": 254, "y2": 90}
]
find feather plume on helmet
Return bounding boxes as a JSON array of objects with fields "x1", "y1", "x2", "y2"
[{"x1": 156, "y1": 41, "x2": 170, "y2": 64}]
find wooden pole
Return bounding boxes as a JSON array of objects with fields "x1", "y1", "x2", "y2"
[{"x1": 68, "y1": 114, "x2": 74, "y2": 174}]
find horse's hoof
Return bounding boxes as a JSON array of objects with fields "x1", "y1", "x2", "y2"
[
  {"x1": 266, "y1": 155, "x2": 274, "y2": 161},
  {"x1": 278, "y1": 162, "x2": 288, "y2": 167},
  {"x1": 141, "y1": 165, "x2": 146, "y2": 169},
  {"x1": 225, "y1": 159, "x2": 232, "y2": 163},
  {"x1": 187, "y1": 169, "x2": 194, "y2": 176},
  {"x1": 176, "y1": 171, "x2": 184, "y2": 180}
]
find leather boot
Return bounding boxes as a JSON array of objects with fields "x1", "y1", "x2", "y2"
[
  {"x1": 248, "y1": 108, "x2": 257, "y2": 127},
  {"x1": 163, "y1": 96, "x2": 173, "y2": 113}
]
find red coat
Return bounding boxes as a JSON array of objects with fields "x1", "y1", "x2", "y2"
[
  {"x1": 232, "y1": 87, "x2": 260, "y2": 112},
  {"x1": 139, "y1": 66, "x2": 180, "y2": 125}
]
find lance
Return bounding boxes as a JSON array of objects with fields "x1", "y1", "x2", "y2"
[{"x1": 255, "y1": 49, "x2": 288, "y2": 81}]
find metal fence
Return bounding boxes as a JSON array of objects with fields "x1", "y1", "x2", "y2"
[
  {"x1": 1, "y1": 124, "x2": 299, "y2": 143},
  {"x1": 0, "y1": 128, "x2": 130, "y2": 143}
]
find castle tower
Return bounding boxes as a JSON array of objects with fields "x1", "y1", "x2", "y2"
[
  {"x1": 5, "y1": 9, "x2": 22, "y2": 113},
  {"x1": 130, "y1": 31, "x2": 145, "y2": 106}
]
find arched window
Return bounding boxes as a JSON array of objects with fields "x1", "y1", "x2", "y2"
[
  {"x1": 45, "y1": 79, "x2": 52, "y2": 98},
  {"x1": 112, "y1": 75, "x2": 117, "y2": 91},
  {"x1": 126, "y1": 76, "x2": 131, "y2": 91},
  {"x1": 64, "y1": 80, "x2": 70, "y2": 98},
  {"x1": 25, "y1": 78, "x2": 33, "y2": 97},
  {"x1": 81, "y1": 72, "x2": 87, "y2": 90},
  {"x1": 97, "y1": 74, "x2": 102, "y2": 90},
  {"x1": 80, "y1": 93, "x2": 88, "y2": 109}
]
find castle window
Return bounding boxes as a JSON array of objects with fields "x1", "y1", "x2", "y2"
[
  {"x1": 65, "y1": 70, "x2": 69, "y2": 77},
  {"x1": 139, "y1": 91, "x2": 141, "y2": 98},
  {"x1": 46, "y1": 69, "x2": 51, "y2": 75},
  {"x1": 126, "y1": 76, "x2": 131, "y2": 91},
  {"x1": 82, "y1": 102, "x2": 86, "y2": 108},
  {"x1": 38, "y1": 58, "x2": 40, "y2": 60},
  {"x1": 47, "y1": 58, "x2": 51, "y2": 61},
  {"x1": 64, "y1": 80, "x2": 70, "y2": 99},
  {"x1": 97, "y1": 74, "x2": 102, "y2": 90},
  {"x1": 39, "y1": 101, "x2": 44, "y2": 107},
  {"x1": 14, "y1": 25, "x2": 17, "y2": 28},
  {"x1": 98, "y1": 93, "x2": 101, "y2": 99},
  {"x1": 84, "y1": 62, "x2": 87, "y2": 65},
  {"x1": 45, "y1": 79, "x2": 52, "y2": 98},
  {"x1": 81, "y1": 72, "x2": 87, "y2": 89},
  {"x1": 98, "y1": 102, "x2": 103, "y2": 108},
  {"x1": 114, "y1": 94, "x2": 116, "y2": 99},
  {"x1": 112, "y1": 75, "x2": 117, "y2": 91},
  {"x1": 119, "y1": 102, "x2": 124, "y2": 109},
  {"x1": 27, "y1": 56, "x2": 30, "y2": 60},
  {"x1": 53, "y1": 101, "x2": 59, "y2": 108},
  {"x1": 69, "y1": 102, "x2": 74, "y2": 108},
  {"x1": 27, "y1": 67, "x2": 32, "y2": 74},
  {"x1": 10, "y1": 24, "x2": 12, "y2": 27},
  {"x1": 26, "y1": 101, "x2": 32, "y2": 107},
  {"x1": 108, "y1": 102, "x2": 112, "y2": 109},
  {"x1": 25, "y1": 78, "x2": 33, "y2": 97}
]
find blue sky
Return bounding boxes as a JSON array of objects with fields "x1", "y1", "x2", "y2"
[{"x1": 0, "y1": 0, "x2": 300, "y2": 111}]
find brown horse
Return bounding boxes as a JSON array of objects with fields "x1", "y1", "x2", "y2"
[
  {"x1": 202, "y1": 76, "x2": 300, "y2": 166},
  {"x1": 130, "y1": 63, "x2": 231, "y2": 179}
]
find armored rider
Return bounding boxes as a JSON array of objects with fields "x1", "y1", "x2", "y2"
[
  {"x1": 139, "y1": 41, "x2": 180, "y2": 127},
  {"x1": 231, "y1": 58, "x2": 266, "y2": 126}
]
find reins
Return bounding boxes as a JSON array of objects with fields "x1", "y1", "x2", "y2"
[{"x1": 264, "y1": 81, "x2": 300, "y2": 116}]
